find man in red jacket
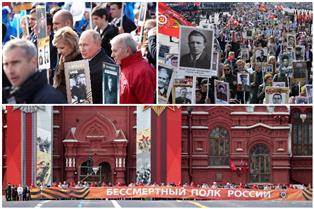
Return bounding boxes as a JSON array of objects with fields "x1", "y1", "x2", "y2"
[{"x1": 110, "y1": 33, "x2": 156, "y2": 104}]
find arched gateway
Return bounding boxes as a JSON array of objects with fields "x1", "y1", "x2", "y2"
[{"x1": 62, "y1": 112, "x2": 128, "y2": 185}]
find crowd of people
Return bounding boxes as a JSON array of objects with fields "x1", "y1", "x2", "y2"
[
  {"x1": 5, "y1": 181, "x2": 311, "y2": 201},
  {"x1": 5, "y1": 183, "x2": 31, "y2": 201},
  {"x1": 158, "y1": 2, "x2": 312, "y2": 104},
  {"x1": 2, "y1": 2, "x2": 156, "y2": 104}
]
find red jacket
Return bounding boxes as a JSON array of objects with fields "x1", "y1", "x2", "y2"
[{"x1": 120, "y1": 52, "x2": 156, "y2": 104}]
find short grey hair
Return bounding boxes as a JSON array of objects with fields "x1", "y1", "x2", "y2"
[
  {"x1": 110, "y1": 33, "x2": 137, "y2": 53},
  {"x1": 3, "y1": 39, "x2": 37, "y2": 59},
  {"x1": 81, "y1": 30, "x2": 102, "y2": 45}
]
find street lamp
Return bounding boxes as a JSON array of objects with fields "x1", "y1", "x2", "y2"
[{"x1": 187, "y1": 106, "x2": 193, "y2": 183}]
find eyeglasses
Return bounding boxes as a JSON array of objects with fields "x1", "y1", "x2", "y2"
[{"x1": 224, "y1": 68, "x2": 230, "y2": 71}]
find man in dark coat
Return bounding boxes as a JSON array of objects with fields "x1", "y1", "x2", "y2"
[
  {"x1": 79, "y1": 30, "x2": 115, "y2": 104},
  {"x1": 180, "y1": 30, "x2": 211, "y2": 69},
  {"x1": 91, "y1": 5, "x2": 118, "y2": 58},
  {"x1": 109, "y1": 3, "x2": 137, "y2": 33},
  {"x1": 2, "y1": 39, "x2": 66, "y2": 104},
  {"x1": 6, "y1": 183, "x2": 11, "y2": 201}
]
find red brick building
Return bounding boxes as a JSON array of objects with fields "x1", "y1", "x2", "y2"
[{"x1": 2, "y1": 106, "x2": 312, "y2": 189}]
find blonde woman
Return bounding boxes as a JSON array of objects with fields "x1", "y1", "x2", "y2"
[{"x1": 52, "y1": 26, "x2": 82, "y2": 97}]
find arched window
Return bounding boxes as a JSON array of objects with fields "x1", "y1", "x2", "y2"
[
  {"x1": 250, "y1": 144, "x2": 270, "y2": 183},
  {"x1": 292, "y1": 111, "x2": 312, "y2": 155},
  {"x1": 209, "y1": 127, "x2": 229, "y2": 166}
]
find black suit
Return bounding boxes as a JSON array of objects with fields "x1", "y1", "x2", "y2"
[
  {"x1": 105, "y1": 88, "x2": 117, "y2": 104},
  {"x1": 112, "y1": 15, "x2": 137, "y2": 33},
  {"x1": 88, "y1": 49, "x2": 115, "y2": 104},
  {"x1": 180, "y1": 51, "x2": 211, "y2": 69},
  {"x1": 98, "y1": 24, "x2": 118, "y2": 58}
]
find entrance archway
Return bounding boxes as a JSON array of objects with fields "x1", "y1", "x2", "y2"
[
  {"x1": 249, "y1": 144, "x2": 271, "y2": 183},
  {"x1": 79, "y1": 159, "x2": 101, "y2": 183},
  {"x1": 99, "y1": 162, "x2": 112, "y2": 185}
]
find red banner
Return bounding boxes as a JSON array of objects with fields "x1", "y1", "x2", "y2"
[
  {"x1": 30, "y1": 186, "x2": 309, "y2": 201},
  {"x1": 158, "y1": 2, "x2": 192, "y2": 38}
]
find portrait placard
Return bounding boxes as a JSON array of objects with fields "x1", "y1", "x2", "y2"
[
  {"x1": 64, "y1": 60, "x2": 93, "y2": 104},
  {"x1": 158, "y1": 64, "x2": 176, "y2": 104},
  {"x1": 265, "y1": 87, "x2": 289, "y2": 104},
  {"x1": 102, "y1": 62, "x2": 120, "y2": 104},
  {"x1": 178, "y1": 25, "x2": 214, "y2": 77},
  {"x1": 214, "y1": 80, "x2": 229, "y2": 104}
]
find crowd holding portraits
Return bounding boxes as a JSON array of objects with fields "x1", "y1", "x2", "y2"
[
  {"x1": 158, "y1": 2, "x2": 312, "y2": 104},
  {"x1": 2, "y1": 2, "x2": 157, "y2": 104}
]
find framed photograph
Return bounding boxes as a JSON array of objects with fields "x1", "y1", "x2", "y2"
[
  {"x1": 292, "y1": 61, "x2": 307, "y2": 85},
  {"x1": 245, "y1": 30, "x2": 253, "y2": 39},
  {"x1": 36, "y1": 5, "x2": 50, "y2": 70},
  {"x1": 272, "y1": 82, "x2": 286, "y2": 87},
  {"x1": 295, "y1": 45, "x2": 305, "y2": 61},
  {"x1": 158, "y1": 44, "x2": 170, "y2": 59},
  {"x1": 178, "y1": 25, "x2": 214, "y2": 77},
  {"x1": 137, "y1": 3, "x2": 147, "y2": 27},
  {"x1": 214, "y1": 80, "x2": 229, "y2": 104},
  {"x1": 255, "y1": 47, "x2": 268, "y2": 63},
  {"x1": 305, "y1": 85, "x2": 312, "y2": 103},
  {"x1": 165, "y1": 53, "x2": 179, "y2": 67},
  {"x1": 102, "y1": 62, "x2": 120, "y2": 104},
  {"x1": 295, "y1": 96, "x2": 309, "y2": 104},
  {"x1": 279, "y1": 53, "x2": 293, "y2": 77},
  {"x1": 265, "y1": 87, "x2": 289, "y2": 104},
  {"x1": 241, "y1": 48, "x2": 250, "y2": 61},
  {"x1": 262, "y1": 64, "x2": 273, "y2": 74},
  {"x1": 237, "y1": 72, "x2": 250, "y2": 86},
  {"x1": 173, "y1": 76, "x2": 193, "y2": 104},
  {"x1": 211, "y1": 51, "x2": 219, "y2": 77},
  {"x1": 286, "y1": 34, "x2": 296, "y2": 48},
  {"x1": 174, "y1": 86, "x2": 193, "y2": 104},
  {"x1": 64, "y1": 60, "x2": 93, "y2": 104},
  {"x1": 158, "y1": 64, "x2": 176, "y2": 104}
]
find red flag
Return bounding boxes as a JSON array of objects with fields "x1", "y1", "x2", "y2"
[
  {"x1": 230, "y1": 160, "x2": 237, "y2": 171},
  {"x1": 258, "y1": 3, "x2": 267, "y2": 12},
  {"x1": 158, "y1": 2, "x2": 192, "y2": 38}
]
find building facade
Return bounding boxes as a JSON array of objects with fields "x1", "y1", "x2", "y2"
[{"x1": 2, "y1": 106, "x2": 312, "y2": 189}]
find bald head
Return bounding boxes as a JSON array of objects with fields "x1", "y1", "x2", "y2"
[
  {"x1": 53, "y1": 10, "x2": 73, "y2": 32},
  {"x1": 79, "y1": 30, "x2": 102, "y2": 59}
]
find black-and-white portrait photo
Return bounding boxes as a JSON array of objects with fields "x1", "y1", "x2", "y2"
[
  {"x1": 179, "y1": 26, "x2": 214, "y2": 70},
  {"x1": 287, "y1": 34, "x2": 296, "y2": 48},
  {"x1": 237, "y1": 73, "x2": 250, "y2": 86},
  {"x1": 292, "y1": 61, "x2": 307, "y2": 79},
  {"x1": 241, "y1": 48, "x2": 250, "y2": 61},
  {"x1": 295, "y1": 45, "x2": 305, "y2": 61},
  {"x1": 65, "y1": 60, "x2": 93, "y2": 104},
  {"x1": 262, "y1": 64, "x2": 273, "y2": 74},
  {"x1": 165, "y1": 54, "x2": 178, "y2": 67},
  {"x1": 214, "y1": 80, "x2": 229, "y2": 104},
  {"x1": 102, "y1": 62, "x2": 119, "y2": 104},
  {"x1": 104, "y1": 74, "x2": 118, "y2": 104},
  {"x1": 279, "y1": 53, "x2": 293, "y2": 76},
  {"x1": 70, "y1": 70, "x2": 87, "y2": 104},
  {"x1": 295, "y1": 96, "x2": 309, "y2": 104},
  {"x1": 265, "y1": 87, "x2": 289, "y2": 104},
  {"x1": 272, "y1": 82, "x2": 286, "y2": 87},
  {"x1": 246, "y1": 30, "x2": 253, "y2": 39},
  {"x1": 175, "y1": 86, "x2": 192, "y2": 104},
  {"x1": 159, "y1": 44, "x2": 170, "y2": 59},
  {"x1": 158, "y1": 64, "x2": 174, "y2": 100},
  {"x1": 255, "y1": 47, "x2": 268, "y2": 63}
]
